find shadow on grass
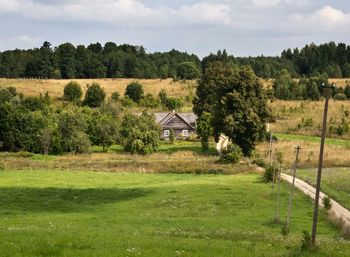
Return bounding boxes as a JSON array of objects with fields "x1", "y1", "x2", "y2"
[{"x1": 0, "y1": 187, "x2": 149, "y2": 215}]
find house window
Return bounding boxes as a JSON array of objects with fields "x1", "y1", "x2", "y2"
[
  {"x1": 163, "y1": 130, "x2": 170, "y2": 137},
  {"x1": 182, "y1": 130, "x2": 189, "y2": 137}
]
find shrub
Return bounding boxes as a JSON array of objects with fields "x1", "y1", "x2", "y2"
[
  {"x1": 323, "y1": 196, "x2": 332, "y2": 211},
  {"x1": 334, "y1": 93, "x2": 348, "y2": 101},
  {"x1": 263, "y1": 165, "x2": 278, "y2": 182},
  {"x1": 121, "y1": 113, "x2": 161, "y2": 155},
  {"x1": 169, "y1": 129, "x2": 175, "y2": 144},
  {"x1": 70, "y1": 131, "x2": 91, "y2": 154},
  {"x1": 165, "y1": 97, "x2": 183, "y2": 111},
  {"x1": 63, "y1": 81, "x2": 82, "y2": 102},
  {"x1": 125, "y1": 82, "x2": 144, "y2": 103},
  {"x1": 140, "y1": 94, "x2": 159, "y2": 108},
  {"x1": 300, "y1": 230, "x2": 312, "y2": 251},
  {"x1": 0, "y1": 88, "x2": 14, "y2": 104},
  {"x1": 21, "y1": 96, "x2": 46, "y2": 111},
  {"x1": 219, "y1": 144, "x2": 243, "y2": 164},
  {"x1": 121, "y1": 96, "x2": 134, "y2": 107},
  {"x1": 83, "y1": 83, "x2": 106, "y2": 107},
  {"x1": 111, "y1": 91, "x2": 120, "y2": 101}
]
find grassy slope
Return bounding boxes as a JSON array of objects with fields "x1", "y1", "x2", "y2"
[
  {"x1": 0, "y1": 170, "x2": 348, "y2": 257},
  {"x1": 285, "y1": 168, "x2": 350, "y2": 211}
]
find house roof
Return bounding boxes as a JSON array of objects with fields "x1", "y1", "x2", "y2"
[{"x1": 155, "y1": 112, "x2": 197, "y2": 129}]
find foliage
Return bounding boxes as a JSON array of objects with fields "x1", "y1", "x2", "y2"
[
  {"x1": 125, "y1": 82, "x2": 144, "y2": 103},
  {"x1": 219, "y1": 144, "x2": 243, "y2": 164},
  {"x1": 323, "y1": 196, "x2": 332, "y2": 211},
  {"x1": 111, "y1": 91, "x2": 120, "y2": 101},
  {"x1": 300, "y1": 230, "x2": 313, "y2": 251},
  {"x1": 0, "y1": 88, "x2": 14, "y2": 104},
  {"x1": 194, "y1": 62, "x2": 274, "y2": 156},
  {"x1": 83, "y1": 83, "x2": 106, "y2": 107},
  {"x1": 176, "y1": 62, "x2": 201, "y2": 80},
  {"x1": 140, "y1": 93, "x2": 159, "y2": 108},
  {"x1": 165, "y1": 97, "x2": 183, "y2": 111},
  {"x1": 169, "y1": 129, "x2": 175, "y2": 144},
  {"x1": 87, "y1": 111, "x2": 119, "y2": 151},
  {"x1": 21, "y1": 96, "x2": 46, "y2": 111},
  {"x1": 197, "y1": 112, "x2": 212, "y2": 151},
  {"x1": 263, "y1": 165, "x2": 277, "y2": 182},
  {"x1": 63, "y1": 81, "x2": 83, "y2": 102},
  {"x1": 334, "y1": 93, "x2": 347, "y2": 101},
  {"x1": 121, "y1": 112, "x2": 161, "y2": 154}
]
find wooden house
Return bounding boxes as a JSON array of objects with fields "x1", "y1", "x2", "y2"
[{"x1": 155, "y1": 111, "x2": 197, "y2": 139}]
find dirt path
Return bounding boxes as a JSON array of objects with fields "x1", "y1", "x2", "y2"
[{"x1": 281, "y1": 173, "x2": 350, "y2": 227}]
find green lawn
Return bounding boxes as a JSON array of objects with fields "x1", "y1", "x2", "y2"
[
  {"x1": 286, "y1": 167, "x2": 350, "y2": 211},
  {"x1": 0, "y1": 170, "x2": 348, "y2": 257},
  {"x1": 275, "y1": 133, "x2": 350, "y2": 147}
]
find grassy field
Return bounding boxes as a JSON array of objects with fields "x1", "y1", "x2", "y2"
[
  {"x1": 270, "y1": 100, "x2": 350, "y2": 140},
  {"x1": 0, "y1": 170, "x2": 348, "y2": 257},
  {"x1": 0, "y1": 141, "x2": 253, "y2": 174},
  {"x1": 285, "y1": 167, "x2": 350, "y2": 211}
]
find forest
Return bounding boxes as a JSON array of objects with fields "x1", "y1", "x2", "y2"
[{"x1": 1, "y1": 41, "x2": 350, "y2": 79}]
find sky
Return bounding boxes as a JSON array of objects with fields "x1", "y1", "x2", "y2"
[{"x1": 0, "y1": 0, "x2": 350, "y2": 57}]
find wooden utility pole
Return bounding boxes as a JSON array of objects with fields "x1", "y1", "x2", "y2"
[
  {"x1": 287, "y1": 146, "x2": 301, "y2": 227},
  {"x1": 311, "y1": 83, "x2": 333, "y2": 246},
  {"x1": 271, "y1": 148, "x2": 277, "y2": 194},
  {"x1": 268, "y1": 133, "x2": 273, "y2": 165},
  {"x1": 274, "y1": 163, "x2": 281, "y2": 223}
]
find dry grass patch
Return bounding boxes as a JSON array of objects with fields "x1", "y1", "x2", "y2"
[
  {"x1": 0, "y1": 78, "x2": 197, "y2": 99},
  {"x1": 256, "y1": 139, "x2": 350, "y2": 168}
]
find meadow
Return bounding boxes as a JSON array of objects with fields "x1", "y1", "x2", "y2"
[
  {"x1": 285, "y1": 167, "x2": 350, "y2": 212},
  {"x1": 0, "y1": 170, "x2": 348, "y2": 257}
]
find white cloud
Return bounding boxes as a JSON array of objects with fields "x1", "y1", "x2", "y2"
[
  {"x1": 252, "y1": 0, "x2": 308, "y2": 8},
  {"x1": 0, "y1": 0, "x2": 233, "y2": 26},
  {"x1": 293, "y1": 5, "x2": 350, "y2": 29},
  {"x1": 178, "y1": 3, "x2": 233, "y2": 25}
]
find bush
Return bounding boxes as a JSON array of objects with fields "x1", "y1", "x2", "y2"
[
  {"x1": 334, "y1": 93, "x2": 348, "y2": 101},
  {"x1": 165, "y1": 97, "x2": 183, "y2": 111},
  {"x1": 169, "y1": 129, "x2": 175, "y2": 144},
  {"x1": 63, "y1": 81, "x2": 82, "y2": 102},
  {"x1": 111, "y1": 91, "x2": 120, "y2": 101},
  {"x1": 140, "y1": 94, "x2": 159, "y2": 108},
  {"x1": 263, "y1": 165, "x2": 278, "y2": 182},
  {"x1": 83, "y1": 83, "x2": 106, "y2": 107},
  {"x1": 125, "y1": 82, "x2": 144, "y2": 103},
  {"x1": 0, "y1": 88, "x2": 14, "y2": 104},
  {"x1": 323, "y1": 196, "x2": 332, "y2": 211},
  {"x1": 70, "y1": 131, "x2": 91, "y2": 154},
  {"x1": 300, "y1": 230, "x2": 313, "y2": 251},
  {"x1": 219, "y1": 144, "x2": 243, "y2": 164}
]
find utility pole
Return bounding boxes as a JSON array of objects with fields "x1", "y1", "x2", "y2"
[
  {"x1": 271, "y1": 148, "x2": 277, "y2": 194},
  {"x1": 268, "y1": 133, "x2": 273, "y2": 165},
  {"x1": 311, "y1": 83, "x2": 333, "y2": 246},
  {"x1": 287, "y1": 146, "x2": 301, "y2": 227},
  {"x1": 274, "y1": 168, "x2": 281, "y2": 223}
]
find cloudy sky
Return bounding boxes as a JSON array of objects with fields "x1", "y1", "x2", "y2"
[{"x1": 0, "y1": 0, "x2": 349, "y2": 57}]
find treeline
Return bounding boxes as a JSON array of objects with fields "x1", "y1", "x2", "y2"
[
  {"x1": 0, "y1": 41, "x2": 201, "y2": 79},
  {"x1": 1, "y1": 41, "x2": 350, "y2": 79},
  {"x1": 272, "y1": 70, "x2": 350, "y2": 101}
]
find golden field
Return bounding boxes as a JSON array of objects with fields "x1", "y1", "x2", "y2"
[{"x1": 0, "y1": 78, "x2": 197, "y2": 99}]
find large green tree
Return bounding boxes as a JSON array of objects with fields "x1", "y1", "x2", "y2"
[
  {"x1": 193, "y1": 62, "x2": 273, "y2": 155},
  {"x1": 120, "y1": 112, "x2": 160, "y2": 154}
]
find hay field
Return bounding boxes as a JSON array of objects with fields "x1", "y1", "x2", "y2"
[{"x1": 0, "y1": 78, "x2": 197, "y2": 99}]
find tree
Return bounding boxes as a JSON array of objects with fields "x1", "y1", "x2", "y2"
[
  {"x1": 63, "y1": 81, "x2": 83, "y2": 102},
  {"x1": 196, "y1": 112, "x2": 213, "y2": 151},
  {"x1": 176, "y1": 62, "x2": 200, "y2": 80},
  {"x1": 273, "y1": 69, "x2": 295, "y2": 100},
  {"x1": 83, "y1": 83, "x2": 106, "y2": 107},
  {"x1": 165, "y1": 97, "x2": 183, "y2": 111},
  {"x1": 193, "y1": 62, "x2": 273, "y2": 155},
  {"x1": 169, "y1": 129, "x2": 175, "y2": 144},
  {"x1": 111, "y1": 91, "x2": 120, "y2": 101},
  {"x1": 88, "y1": 112, "x2": 118, "y2": 151},
  {"x1": 0, "y1": 88, "x2": 14, "y2": 104},
  {"x1": 121, "y1": 112, "x2": 160, "y2": 154},
  {"x1": 345, "y1": 84, "x2": 350, "y2": 99},
  {"x1": 125, "y1": 82, "x2": 144, "y2": 103}
]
